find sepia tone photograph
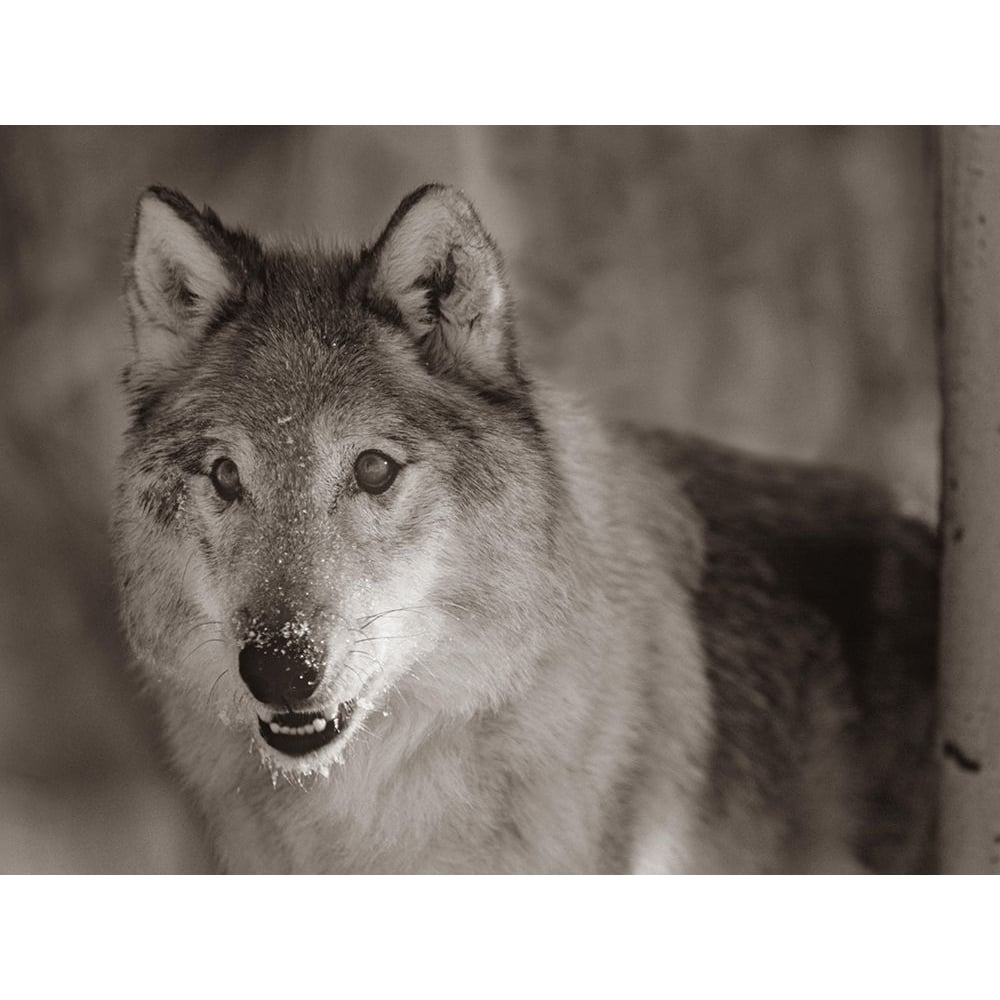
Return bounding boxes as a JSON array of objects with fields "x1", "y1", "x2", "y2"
[{"x1": 0, "y1": 125, "x2": 991, "y2": 875}]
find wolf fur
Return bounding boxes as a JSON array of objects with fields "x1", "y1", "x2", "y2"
[{"x1": 112, "y1": 183, "x2": 938, "y2": 873}]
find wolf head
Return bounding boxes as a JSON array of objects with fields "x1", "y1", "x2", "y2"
[{"x1": 113, "y1": 184, "x2": 572, "y2": 777}]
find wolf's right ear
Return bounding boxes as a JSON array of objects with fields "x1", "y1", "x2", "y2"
[{"x1": 125, "y1": 187, "x2": 237, "y2": 387}]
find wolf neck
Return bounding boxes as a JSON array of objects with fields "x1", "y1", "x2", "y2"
[{"x1": 173, "y1": 386, "x2": 712, "y2": 874}]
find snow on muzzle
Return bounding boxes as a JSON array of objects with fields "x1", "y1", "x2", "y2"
[
  {"x1": 237, "y1": 620, "x2": 357, "y2": 756},
  {"x1": 258, "y1": 701, "x2": 356, "y2": 757}
]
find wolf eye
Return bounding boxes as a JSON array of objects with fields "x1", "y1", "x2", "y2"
[
  {"x1": 354, "y1": 450, "x2": 399, "y2": 495},
  {"x1": 210, "y1": 457, "x2": 242, "y2": 502}
]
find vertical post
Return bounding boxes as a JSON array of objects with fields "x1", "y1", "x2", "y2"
[{"x1": 939, "y1": 125, "x2": 1000, "y2": 873}]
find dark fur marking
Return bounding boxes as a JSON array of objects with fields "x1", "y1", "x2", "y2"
[
  {"x1": 942, "y1": 740, "x2": 981, "y2": 773},
  {"x1": 168, "y1": 437, "x2": 216, "y2": 476},
  {"x1": 362, "y1": 291, "x2": 406, "y2": 331},
  {"x1": 413, "y1": 249, "x2": 458, "y2": 325},
  {"x1": 162, "y1": 260, "x2": 196, "y2": 311},
  {"x1": 641, "y1": 429, "x2": 938, "y2": 872},
  {"x1": 128, "y1": 383, "x2": 168, "y2": 428},
  {"x1": 139, "y1": 477, "x2": 185, "y2": 527}
]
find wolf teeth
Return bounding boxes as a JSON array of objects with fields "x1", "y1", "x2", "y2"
[{"x1": 268, "y1": 717, "x2": 330, "y2": 736}]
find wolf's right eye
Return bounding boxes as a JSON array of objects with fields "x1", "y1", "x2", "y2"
[{"x1": 210, "y1": 457, "x2": 242, "y2": 502}]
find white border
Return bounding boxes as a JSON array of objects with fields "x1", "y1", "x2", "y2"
[{"x1": 4, "y1": 3, "x2": 1000, "y2": 123}]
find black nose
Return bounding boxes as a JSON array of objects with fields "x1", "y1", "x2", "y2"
[{"x1": 238, "y1": 641, "x2": 325, "y2": 705}]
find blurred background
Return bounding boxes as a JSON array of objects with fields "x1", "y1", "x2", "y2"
[{"x1": 0, "y1": 126, "x2": 939, "y2": 873}]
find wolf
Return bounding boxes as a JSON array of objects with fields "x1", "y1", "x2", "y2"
[{"x1": 112, "y1": 183, "x2": 938, "y2": 873}]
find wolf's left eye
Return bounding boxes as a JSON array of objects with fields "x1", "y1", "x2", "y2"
[
  {"x1": 354, "y1": 451, "x2": 399, "y2": 495},
  {"x1": 210, "y1": 457, "x2": 242, "y2": 502}
]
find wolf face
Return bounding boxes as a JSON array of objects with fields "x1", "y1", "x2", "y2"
[{"x1": 113, "y1": 185, "x2": 570, "y2": 778}]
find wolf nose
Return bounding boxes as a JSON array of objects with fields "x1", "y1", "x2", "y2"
[{"x1": 238, "y1": 643, "x2": 325, "y2": 705}]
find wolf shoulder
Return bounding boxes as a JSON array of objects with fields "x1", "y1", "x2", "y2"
[{"x1": 606, "y1": 423, "x2": 938, "y2": 872}]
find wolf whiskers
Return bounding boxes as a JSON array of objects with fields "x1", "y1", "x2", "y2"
[
  {"x1": 346, "y1": 642, "x2": 424, "y2": 717},
  {"x1": 352, "y1": 633, "x2": 427, "y2": 644},
  {"x1": 178, "y1": 618, "x2": 226, "y2": 644},
  {"x1": 180, "y1": 636, "x2": 227, "y2": 665},
  {"x1": 208, "y1": 667, "x2": 230, "y2": 702},
  {"x1": 355, "y1": 601, "x2": 469, "y2": 631}
]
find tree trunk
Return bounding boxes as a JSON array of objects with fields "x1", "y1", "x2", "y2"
[{"x1": 939, "y1": 125, "x2": 1000, "y2": 873}]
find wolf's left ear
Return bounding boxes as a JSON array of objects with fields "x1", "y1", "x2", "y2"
[
  {"x1": 125, "y1": 186, "x2": 237, "y2": 386},
  {"x1": 366, "y1": 185, "x2": 516, "y2": 387}
]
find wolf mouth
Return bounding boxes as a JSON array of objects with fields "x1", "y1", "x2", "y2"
[{"x1": 257, "y1": 700, "x2": 356, "y2": 757}]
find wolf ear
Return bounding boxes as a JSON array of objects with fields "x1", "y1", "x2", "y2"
[
  {"x1": 367, "y1": 185, "x2": 516, "y2": 387},
  {"x1": 125, "y1": 186, "x2": 236, "y2": 385}
]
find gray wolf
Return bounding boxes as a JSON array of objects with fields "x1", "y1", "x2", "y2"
[{"x1": 112, "y1": 183, "x2": 938, "y2": 873}]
